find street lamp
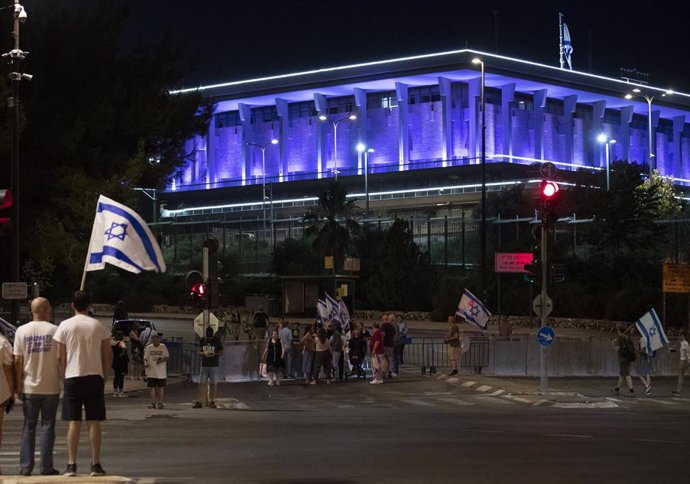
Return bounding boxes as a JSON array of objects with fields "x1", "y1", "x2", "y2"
[
  {"x1": 356, "y1": 143, "x2": 375, "y2": 217},
  {"x1": 472, "y1": 57, "x2": 487, "y2": 304},
  {"x1": 597, "y1": 134, "x2": 616, "y2": 192},
  {"x1": 319, "y1": 113, "x2": 357, "y2": 180},
  {"x1": 3, "y1": 1, "x2": 31, "y2": 325},
  {"x1": 624, "y1": 88, "x2": 672, "y2": 178},
  {"x1": 246, "y1": 139, "x2": 279, "y2": 242}
]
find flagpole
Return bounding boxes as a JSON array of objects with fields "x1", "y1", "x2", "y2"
[
  {"x1": 558, "y1": 13, "x2": 564, "y2": 69},
  {"x1": 80, "y1": 252, "x2": 90, "y2": 291}
]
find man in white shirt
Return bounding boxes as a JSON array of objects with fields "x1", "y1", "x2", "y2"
[
  {"x1": 672, "y1": 329, "x2": 689, "y2": 396},
  {"x1": 53, "y1": 291, "x2": 112, "y2": 477},
  {"x1": 13, "y1": 297, "x2": 61, "y2": 477},
  {"x1": 143, "y1": 333, "x2": 169, "y2": 409}
]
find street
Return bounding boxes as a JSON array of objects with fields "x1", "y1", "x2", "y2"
[{"x1": 1, "y1": 372, "x2": 688, "y2": 483}]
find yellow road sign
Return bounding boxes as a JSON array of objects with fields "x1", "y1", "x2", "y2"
[{"x1": 662, "y1": 263, "x2": 690, "y2": 293}]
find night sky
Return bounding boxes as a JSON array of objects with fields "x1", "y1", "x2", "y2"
[{"x1": 119, "y1": 0, "x2": 690, "y2": 91}]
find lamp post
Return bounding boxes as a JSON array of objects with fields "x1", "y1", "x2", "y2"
[
  {"x1": 3, "y1": 1, "x2": 30, "y2": 325},
  {"x1": 624, "y1": 88, "x2": 670, "y2": 178},
  {"x1": 319, "y1": 113, "x2": 357, "y2": 180},
  {"x1": 472, "y1": 57, "x2": 487, "y2": 304},
  {"x1": 597, "y1": 134, "x2": 616, "y2": 192},
  {"x1": 132, "y1": 188, "x2": 158, "y2": 225},
  {"x1": 356, "y1": 143, "x2": 375, "y2": 217},
  {"x1": 247, "y1": 139, "x2": 278, "y2": 241}
]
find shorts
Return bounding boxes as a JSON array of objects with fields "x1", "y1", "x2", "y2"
[
  {"x1": 618, "y1": 359, "x2": 631, "y2": 377},
  {"x1": 62, "y1": 375, "x2": 106, "y2": 421},
  {"x1": 199, "y1": 366, "x2": 219, "y2": 384},
  {"x1": 147, "y1": 378, "x2": 167, "y2": 388}
]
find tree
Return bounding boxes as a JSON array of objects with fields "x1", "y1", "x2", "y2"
[
  {"x1": 364, "y1": 219, "x2": 436, "y2": 311},
  {"x1": 302, "y1": 181, "x2": 360, "y2": 270},
  {"x1": 1, "y1": 1, "x2": 213, "y2": 299}
]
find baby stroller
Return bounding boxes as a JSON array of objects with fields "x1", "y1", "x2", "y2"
[{"x1": 347, "y1": 351, "x2": 366, "y2": 379}]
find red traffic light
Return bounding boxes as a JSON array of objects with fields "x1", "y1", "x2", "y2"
[
  {"x1": 541, "y1": 180, "x2": 559, "y2": 199},
  {"x1": 0, "y1": 189, "x2": 12, "y2": 225}
]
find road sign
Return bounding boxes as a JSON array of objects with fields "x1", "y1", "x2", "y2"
[
  {"x1": 193, "y1": 311, "x2": 219, "y2": 338},
  {"x1": 495, "y1": 252, "x2": 534, "y2": 273},
  {"x1": 537, "y1": 326, "x2": 555, "y2": 346},
  {"x1": 662, "y1": 263, "x2": 690, "y2": 293},
  {"x1": 539, "y1": 162, "x2": 558, "y2": 180},
  {"x1": 2, "y1": 282, "x2": 27, "y2": 300},
  {"x1": 532, "y1": 293, "x2": 553, "y2": 317}
]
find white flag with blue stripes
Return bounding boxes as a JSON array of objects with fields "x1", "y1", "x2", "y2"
[
  {"x1": 456, "y1": 289, "x2": 491, "y2": 330},
  {"x1": 86, "y1": 195, "x2": 166, "y2": 274},
  {"x1": 563, "y1": 22, "x2": 574, "y2": 70},
  {"x1": 635, "y1": 308, "x2": 668, "y2": 354}
]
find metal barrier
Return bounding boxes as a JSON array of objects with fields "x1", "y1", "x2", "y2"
[{"x1": 404, "y1": 337, "x2": 490, "y2": 375}]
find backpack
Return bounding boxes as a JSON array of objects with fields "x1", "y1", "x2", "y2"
[{"x1": 620, "y1": 337, "x2": 637, "y2": 362}]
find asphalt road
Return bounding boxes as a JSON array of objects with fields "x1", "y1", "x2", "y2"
[{"x1": 2, "y1": 372, "x2": 688, "y2": 483}]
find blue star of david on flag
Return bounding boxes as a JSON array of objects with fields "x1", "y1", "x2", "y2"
[
  {"x1": 456, "y1": 289, "x2": 491, "y2": 330},
  {"x1": 85, "y1": 195, "x2": 165, "y2": 274},
  {"x1": 105, "y1": 222, "x2": 128, "y2": 241},
  {"x1": 635, "y1": 308, "x2": 668, "y2": 354}
]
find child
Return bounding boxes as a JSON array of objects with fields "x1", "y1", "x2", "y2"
[{"x1": 144, "y1": 333, "x2": 169, "y2": 409}]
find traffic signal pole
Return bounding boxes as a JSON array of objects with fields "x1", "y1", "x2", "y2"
[
  {"x1": 540, "y1": 222, "x2": 548, "y2": 395},
  {"x1": 202, "y1": 246, "x2": 210, "y2": 332}
]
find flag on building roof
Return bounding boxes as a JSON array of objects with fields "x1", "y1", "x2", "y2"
[
  {"x1": 635, "y1": 308, "x2": 669, "y2": 354},
  {"x1": 563, "y1": 22, "x2": 574, "y2": 70},
  {"x1": 456, "y1": 289, "x2": 491, "y2": 330},
  {"x1": 86, "y1": 195, "x2": 166, "y2": 274}
]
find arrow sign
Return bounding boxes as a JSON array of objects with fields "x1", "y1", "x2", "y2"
[{"x1": 537, "y1": 326, "x2": 555, "y2": 347}]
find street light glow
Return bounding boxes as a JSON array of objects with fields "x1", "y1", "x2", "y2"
[
  {"x1": 318, "y1": 114, "x2": 327, "y2": 121},
  {"x1": 472, "y1": 58, "x2": 482, "y2": 64},
  {"x1": 348, "y1": 114, "x2": 357, "y2": 121},
  {"x1": 356, "y1": 142, "x2": 366, "y2": 152},
  {"x1": 597, "y1": 133, "x2": 608, "y2": 143},
  {"x1": 271, "y1": 138, "x2": 279, "y2": 144}
]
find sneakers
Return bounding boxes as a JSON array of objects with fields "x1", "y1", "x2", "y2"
[
  {"x1": 119, "y1": 392, "x2": 128, "y2": 398},
  {"x1": 276, "y1": 380, "x2": 281, "y2": 386},
  {"x1": 157, "y1": 402, "x2": 164, "y2": 409},
  {"x1": 19, "y1": 469, "x2": 31, "y2": 477},
  {"x1": 148, "y1": 402, "x2": 156, "y2": 409},
  {"x1": 90, "y1": 463, "x2": 106, "y2": 476},
  {"x1": 448, "y1": 369, "x2": 458, "y2": 376},
  {"x1": 369, "y1": 379, "x2": 383, "y2": 384},
  {"x1": 192, "y1": 401, "x2": 202, "y2": 408},
  {"x1": 41, "y1": 468, "x2": 60, "y2": 476},
  {"x1": 611, "y1": 387, "x2": 620, "y2": 396},
  {"x1": 672, "y1": 391, "x2": 680, "y2": 396},
  {"x1": 209, "y1": 401, "x2": 217, "y2": 409},
  {"x1": 64, "y1": 464, "x2": 77, "y2": 477},
  {"x1": 628, "y1": 390, "x2": 636, "y2": 398},
  {"x1": 268, "y1": 380, "x2": 274, "y2": 386},
  {"x1": 113, "y1": 392, "x2": 119, "y2": 398},
  {"x1": 309, "y1": 380, "x2": 316, "y2": 385}
]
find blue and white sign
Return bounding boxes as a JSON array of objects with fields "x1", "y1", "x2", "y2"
[{"x1": 537, "y1": 326, "x2": 555, "y2": 347}]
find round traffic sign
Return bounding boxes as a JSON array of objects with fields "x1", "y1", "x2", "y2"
[{"x1": 537, "y1": 326, "x2": 555, "y2": 346}]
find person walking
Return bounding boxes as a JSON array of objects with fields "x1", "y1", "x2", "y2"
[
  {"x1": 369, "y1": 322, "x2": 386, "y2": 384},
  {"x1": 330, "y1": 325, "x2": 344, "y2": 381},
  {"x1": 635, "y1": 336, "x2": 653, "y2": 396},
  {"x1": 394, "y1": 314, "x2": 408, "y2": 369},
  {"x1": 144, "y1": 334, "x2": 169, "y2": 409},
  {"x1": 263, "y1": 330, "x2": 284, "y2": 386},
  {"x1": 444, "y1": 315, "x2": 461, "y2": 376},
  {"x1": 53, "y1": 290, "x2": 113, "y2": 477},
  {"x1": 14, "y1": 299, "x2": 60, "y2": 477},
  {"x1": 278, "y1": 320, "x2": 294, "y2": 379},
  {"x1": 381, "y1": 313, "x2": 396, "y2": 378},
  {"x1": 301, "y1": 327, "x2": 316, "y2": 384},
  {"x1": 612, "y1": 325, "x2": 636, "y2": 398},
  {"x1": 312, "y1": 327, "x2": 331, "y2": 384},
  {"x1": 253, "y1": 306, "x2": 269, "y2": 341},
  {"x1": 110, "y1": 331, "x2": 129, "y2": 397},
  {"x1": 193, "y1": 326, "x2": 224, "y2": 409},
  {"x1": 128, "y1": 322, "x2": 144, "y2": 381},
  {"x1": 672, "y1": 329, "x2": 689, "y2": 396}
]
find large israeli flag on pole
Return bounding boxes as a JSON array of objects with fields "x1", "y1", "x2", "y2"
[
  {"x1": 86, "y1": 195, "x2": 166, "y2": 274},
  {"x1": 324, "y1": 292, "x2": 341, "y2": 325},
  {"x1": 635, "y1": 308, "x2": 669, "y2": 354},
  {"x1": 563, "y1": 22, "x2": 574, "y2": 70},
  {"x1": 456, "y1": 289, "x2": 491, "y2": 330}
]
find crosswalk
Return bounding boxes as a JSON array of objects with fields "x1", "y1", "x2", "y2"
[{"x1": 0, "y1": 427, "x2": 67, "y2": 474}]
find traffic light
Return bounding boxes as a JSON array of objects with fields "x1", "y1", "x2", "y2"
[
  {"x1": 523, "y1": 245, "x2": 541, "y2": 285},
  {"x1": 540, "y1": 180, "x2": 560, "y2": 228},
  {"x1": 0, "y1": 189, "x2": 12, "y2": 226},
  {"x1": 186, "y1": 270, "x2": 206, "y2": 306}
]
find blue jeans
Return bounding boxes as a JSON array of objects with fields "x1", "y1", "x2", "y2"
[
  {"x1": 21, "y1": 394, "x2": 59, "y2": 473},
  {"x1": 302, "y1": 351, "x2": 314, "y2": 380}
]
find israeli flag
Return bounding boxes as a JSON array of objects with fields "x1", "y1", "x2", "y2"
[
  {"x1": 0, "y1": 317, "x2": 17, "y2": 345},
  {"x1": 338, "y1": 299, "x2": 351, "y2": 332},
  {"x1": 325, "y1": 292, "x2": 341, "y2": 324},
  {"x1": 86, "y1": 195, "x2": 166, "y2": 274},
  {"x1": 563, "y1": 22, "x2": 574, "y2": 70},
  {"x1": 316, "y1": 299, "x2": 329, "y2": 323},
  {"x1": 635, "y1": 308, "x2": 668, "y2": 354},
  {"x1": 456, "y1": 289, "x2": 491, "y2": 330}
]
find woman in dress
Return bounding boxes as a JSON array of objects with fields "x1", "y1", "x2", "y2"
[
  {"x1": 111, "y1": 331, "x2": 129, "y2": 397},
  {"x1": 262, "y1": 330, "x2": 284, "y2": 386}
]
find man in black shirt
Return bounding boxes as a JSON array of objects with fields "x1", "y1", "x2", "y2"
[
  {"x1": 253, "y1": 306, "x2": 269, "y2": 341},
  {"x1": 381, "y1": 313, "x2": 397, "y2": 378},
  {"x1": 193, "y1": 326, "x2": 224, "y2": 408}
]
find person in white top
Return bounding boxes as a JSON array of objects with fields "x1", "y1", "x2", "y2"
[
  {"x1": 0, "y1": 318, "x2": 15, "y2": 477},
  {"x1": 53, "y1": 291, "x2": 112, "y2": 477},
  {"x1": 13, "y1": 297, "x2": 61, "y2": 477},
  {"x1": 672, "y1": 329, "x2": 689, "y2": 396},
  {"x1": 143, "y1": 333, "x2": 169, "y2": 409}
]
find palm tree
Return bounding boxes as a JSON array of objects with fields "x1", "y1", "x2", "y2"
[{"x1": 303, "y1": 181, "x2": 360, "y2": 270}]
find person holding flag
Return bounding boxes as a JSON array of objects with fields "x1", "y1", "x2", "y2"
[
  {"x1": 444, "y1": 315, "x2": 461, "y2": 376},
  {"x1": 634, "y1": 308, "x2": 668, "y2": 396}
]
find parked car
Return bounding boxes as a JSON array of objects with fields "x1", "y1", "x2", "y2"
[{"x1": 111, "y1": 319, "x2": 157, "y2": 338}]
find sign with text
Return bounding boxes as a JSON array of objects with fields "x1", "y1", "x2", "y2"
[
  {"x1": 495, "y1": 252, "x2": 534, "y2": 273},
  {"x1": 2, "y1": 282, "x2": 27, "y2": 300},
  {"x1": 662, "y1": 263, "x2": 690, "y2": 293}
]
